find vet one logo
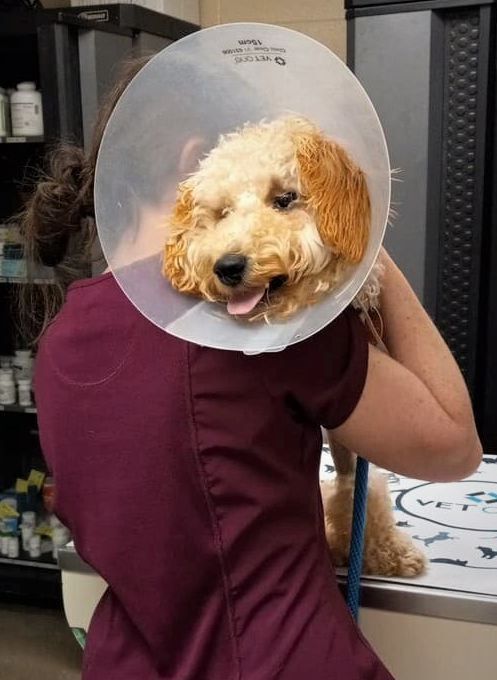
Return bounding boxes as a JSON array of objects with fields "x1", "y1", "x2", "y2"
[
  {"x1": 396, "y1": 481, "x2": 497, "y2": 531},
  {"x1": 223, "y1": 40, "x2": 287, "y2": 66},
  {"x1": 465, "y1": 491, "x2": 497, "y2": 505}
]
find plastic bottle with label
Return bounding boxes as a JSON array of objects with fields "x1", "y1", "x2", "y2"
[
  {"x1": 0, "y1": 354, "x2": 11, "y2": 369},
  {"x1": 0, "y1": 369, "x2": 16, "y2": 405},
  {"x1": 8, "y1": 536, "x2": 19, "y2": 559},
  {"x1": 10, "y1": 82, "x2": 44, "y2": 137},
  {"x1": 21, "y1": 525, "x2": 34, "y2": 551},
  {"x1": 0, "y1": 87, "x2": 10, "y2": 137},
  {"x1": 13, "y1": 350, "x2": 33, "y2": 382},
  {"x1": 17, "y1": 379, "x2": 32, "y2": 406},
  {"x1": 29, "y1": 535, "x2": 41, "y2": 559},
  {"x1": 0, "y1": 225, "x2": 7, "y2": 274},
  {"x1": 0, "y1": 535, "x2": 9, "y2": 556},
  {"x1": 21, "y1": 511, "x2": 36, "y2": 529}
]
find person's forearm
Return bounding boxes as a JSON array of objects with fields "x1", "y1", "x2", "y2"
[{"x1": 380, "y1": 251, "x2": 478, "y2": 437}]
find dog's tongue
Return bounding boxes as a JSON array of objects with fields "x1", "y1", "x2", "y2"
[{"x1": 227, "y1": 288, "x2": 265, "y2": 315}]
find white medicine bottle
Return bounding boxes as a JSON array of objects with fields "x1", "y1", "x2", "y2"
[
  {"x1": 0, "y1": 369, "x2": 16, "y2": 405},
  {"x1": 11, "y1": 82, "x2": 44, "y2": 137},
  {"x1": 0, "y1": 87, "x2": 9, "y2": 137}
]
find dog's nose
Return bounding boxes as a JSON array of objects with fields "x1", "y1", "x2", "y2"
[{"x1": 214, "y1": 254, "x2": 247, "y2": 286}]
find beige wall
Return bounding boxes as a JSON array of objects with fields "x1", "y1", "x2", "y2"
[{"x1": 199, "y1": 0, "x2": 346, "y2": 61}]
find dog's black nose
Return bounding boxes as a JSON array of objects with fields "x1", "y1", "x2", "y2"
[{"x1": 214, "y1": 254, "x2": 247, "y2": 286}]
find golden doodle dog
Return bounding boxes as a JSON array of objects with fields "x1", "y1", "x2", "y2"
[{"x1": 163, "y1": 116, "x2": 426, "y2": 577}]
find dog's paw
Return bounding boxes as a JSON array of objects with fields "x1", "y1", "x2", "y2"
[
  {"x1": 393, "y1": 542, "x2": 427, "y2": 578},
  {"x1": 363, "y1": 531, "x2": 427, "y2": 577},
  {"x1": 326, "y1": 527, "x2": 353, "y2": 569},
  {"x1": 323, "y1": 471, "x2": 427, "y2": 578}
]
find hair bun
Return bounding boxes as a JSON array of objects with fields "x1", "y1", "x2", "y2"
[{"x1": 23, "y1": 144, "x2": 92, "y2": 267}]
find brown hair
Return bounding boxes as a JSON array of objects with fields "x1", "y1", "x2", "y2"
[{"x1": 19, "y1": 55, "x2": 152, "y2": 344}]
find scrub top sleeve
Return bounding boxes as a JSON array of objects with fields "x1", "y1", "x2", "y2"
[{"x1": 259, "y1": 307, "x2": 369, "y2": 430}]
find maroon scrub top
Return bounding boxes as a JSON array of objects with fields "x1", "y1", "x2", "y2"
[{"x1": 35, "y1": 272, "x2": 394, "y2": 680}]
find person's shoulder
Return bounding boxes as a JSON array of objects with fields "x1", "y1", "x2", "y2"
[
  {"x1": 254, "y1": 307, "x2": 369, "y2": 428},
  {"x1": 280, "y1": 307, "x2": 364, "y2": 360},
  {"x1": 36, "y1": 272, "x2": 147, "y2": 385},
  {"x1": 67, "y1": 271, "x2": 140, "y2": 315},
  {"x1": 40, "y1": 271, "x2": 141, "y2": 353},
  {"x1": 68, "y1": 270, "x2": 120, "y2": 296},
  {"x1": 253, "y1": 307, "x2": 366, "y2": 381}
]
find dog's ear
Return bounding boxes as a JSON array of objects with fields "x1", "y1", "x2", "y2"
[
  {"x1": 162, "y1": 182, "x2": 198, "y2": 293},
  {"x1": 296, "y1": 133, "x2": 370, "y2": 263}
]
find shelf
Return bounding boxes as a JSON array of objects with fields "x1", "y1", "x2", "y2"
[
  {"x1": 0, "y1": 136, "x2": 44, "y2": 144},
  {"x1": 0, "y1": 555, "x2": 59, "y2": 571},
  {"x1": 0, "y1": 404, "x2": 37, "y2": 414},
  {"x1": 0, "y1": 277, "x2": 55, "y2": 285}
]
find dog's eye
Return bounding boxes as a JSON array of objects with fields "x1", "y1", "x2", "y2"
[
  {"x1": 212, "y1": 206, "x2": 232, "y2": 222},
  {"x1": 214, "y1": 206, "x2": 231, "y2": 220},
  {"x1": 273, "y1": 191, "x2": 298, "y2": 210}
]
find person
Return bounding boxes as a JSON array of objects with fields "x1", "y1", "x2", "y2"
[{"x1": 21, "y1": 55, "x2": 481, "y2": 680}]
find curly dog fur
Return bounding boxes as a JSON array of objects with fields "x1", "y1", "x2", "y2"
[
  {"x1": 322, "y1": 449, "x2": 426, "y2": 577},
  {"x1": 163, "y1": 115, "x2": 426, "y2": 578},
  {"x1": 163, "y1": 116, "x2": 370, "y2": 321}
]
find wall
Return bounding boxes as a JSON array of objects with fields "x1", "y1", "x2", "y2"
[{"x1": 199, "y1": 0, "x2": 346, "y2": 61}]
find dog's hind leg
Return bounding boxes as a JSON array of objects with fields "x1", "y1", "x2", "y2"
[
  {"x1": 322, "y1": 438, "x2": 426, "y2": 577},
  {"x1": 330, "y1": 440, "x2": 356, "y2": 476},
  {"x1": 322, "y1": 439, "x2": 357, "y2": 568},
  {"x1": 360, "y1": 471, "x2": 426, "y2": 576}
]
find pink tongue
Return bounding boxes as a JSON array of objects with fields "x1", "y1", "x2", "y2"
[{"x1": 227, "y1": 288, "x2": 265, "y2": 315}]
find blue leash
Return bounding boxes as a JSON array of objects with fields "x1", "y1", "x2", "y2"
[
  {"x1": 345, "y1": 304, "x2": 384, "y2": 620},
  {"x1": 346, "y1": 456, "x2": 369, "y2": 620}
]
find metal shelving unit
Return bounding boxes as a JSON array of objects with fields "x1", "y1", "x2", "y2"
[
  {"x1": 0, "y1": 3, "x2": 198, "y2": 605},
  {"x1": 0, "y1": 136, "x2": 44, "y2": 143},
  {"x1": 0, "y1": 555, "x2": 58, "y2": 570},
  {"x1": 0, "y1": 277, "x2": 54, "y2": 284},
  {"x1": 0, "y1": 404, "x2": 37, "y2": 414}
]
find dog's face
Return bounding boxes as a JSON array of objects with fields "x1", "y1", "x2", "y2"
[{"x1": 163, "y1": 117, "x2": 370, "y2": 321}]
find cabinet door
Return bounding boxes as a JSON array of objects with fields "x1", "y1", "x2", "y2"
[
  {"x1": 78, "y1": 30, "x2": 133, "y2": 149},
  {"x1": 481, "y1": 15, "x2": 497, "y2": 450},
  {"x1": 349, "y1": 5, "x2": 493, "y2": 406},
  {"x1": 37, "y1": 23, "x2": 83, "y2": 144},
  {"x1": 37, "y1": 22, "x2": 173, "y2": 148},
  {"x1": 78, "y1": 29, "x2": 173, "y2": 150}
]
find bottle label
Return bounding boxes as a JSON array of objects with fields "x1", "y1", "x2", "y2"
[
  {"x1": 11, "y1": 102, "x2": 43, "y2": 135},
  {"x1": 0, "y1": 102, "x2": 6, "y2": 137},
  {"x1": 0, "y1": 500, "x2": 20, "y2": 519},
  {"x1": 0, "y1": 381, "x2": 15, "y2": 404},
  {"x1": 27, "y1": 469, "x2": 45, "y2": 491}
]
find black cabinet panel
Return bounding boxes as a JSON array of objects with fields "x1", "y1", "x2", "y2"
[{"x1": 348, "y1": 0, "x2": 497, "y2": 448}]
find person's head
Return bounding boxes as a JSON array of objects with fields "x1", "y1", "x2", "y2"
[
  {"x1": 21, "y1": 49, "x2": 260, "y2": 337},
  {"x1": 20, "y1": 55, "x2": 153, "y2": 342},
  {"x1": 25, "y1": 56, "x2": 156, "y2": 270}
]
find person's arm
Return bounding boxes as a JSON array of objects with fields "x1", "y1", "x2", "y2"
[{"x1": 330, "y1": 250, "x2": 482, "y2": 482}]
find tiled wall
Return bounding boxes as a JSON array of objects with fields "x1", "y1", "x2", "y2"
[{"x1": 199, "y1": 0, "x2": 346, "y2": 61}]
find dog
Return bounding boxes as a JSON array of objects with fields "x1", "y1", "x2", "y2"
[
  {"x1": 163, "y1": 116, "x2": 370, "y2": 320},
  {"x1": 163, "y1": 115, "x2": 426, "y2": 578}
]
